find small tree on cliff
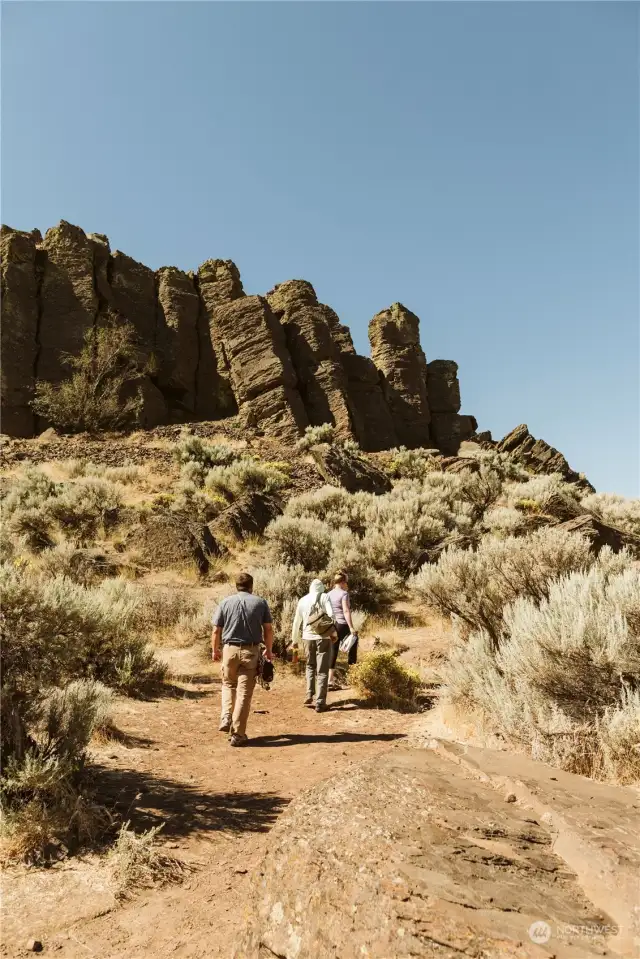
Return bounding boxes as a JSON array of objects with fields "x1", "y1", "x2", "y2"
[{"x1": 33, "y1": 321, "x2": 145, "y2": 433}]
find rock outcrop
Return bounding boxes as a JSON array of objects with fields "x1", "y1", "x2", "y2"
[
  {"x1": 267, "y1": 280, "x2": 354, "y2": 440},
  {"x1": 213, "y1": 295, "x2": 309, "y2": 443},
  {"x1": 310, "y1": 443, "x2": 392, "y2": 495},
  {"x1": 368, "y1": 302, "x2": 431, "y2": 448},
  {"x1": 498, "y1": 424, "x2": 594, "y2": 490},
  {"x1": 195, "y1": 258, "x2": 243, "y2": 419},
  {"x1": 0, "y1": 227, "x2": 39, "y2": 436},
  {"x1": 236, "y1": 746, "x2": 631, "y2": 958},
  {"x1": 426, "y1": 359, "x2": 477, "y2": 454},
  {"x1": 0, "y1": 218, "x2": 487, "y2": 460},
  {"x1": 37, "y1": 221, "x2": 98, "y2": 385}
]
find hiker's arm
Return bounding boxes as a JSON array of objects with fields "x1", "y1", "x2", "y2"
[
  {"x1": 290, "y1": 602, "x2": 302, "y2": 648},
  {"x1": 212, "y1": 625, "x2": 223, "y2": 662},
  {"x1": 342, "y1": 594, "x2": 355, "y2": 633},
  {"x1": 263, "y1": 623, "x2": 273, "y2": 661}
]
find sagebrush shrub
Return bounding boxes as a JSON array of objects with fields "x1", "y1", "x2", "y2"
[
  {"x1": 503, "y1": 473, "x2": 582, "y2": 521},
  {"x1": 296, "y1": 423, "x2": 336, "y2": 452},
  {"x1": 385, "y1": 447, "x2": 441, "y2": 480},
  {"x1": 2, "y1": 469, "x2": 124, "y2": 550},
  {"x1": 250, "y1": 563, "x2": 309, "y2": 651},
  {"x1": 1, "y1": 564, "x2": 167, "y2": 767},
  {"x1": 174, "y1": 434, "x2": 238, "y2": 469},
  {"x1": 32, "y1": 321, "x2": 145, "y2": 432},
  {"x1": 409, "y1": 526, "x2": 608, "y2": 642},
  {"x1": 266, "y1": 516, "x2": 332, "y2": 571},
  {"x1": 204, "y1": 459, "x2": 288, "y2": 500},
  {"x1": 441, "y1": 565, "x2": 640, "y2": 782},
  {"x1": 581, "y1": 491, "x2": 640, "y2": 537}
]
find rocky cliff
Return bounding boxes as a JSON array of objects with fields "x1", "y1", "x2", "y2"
[{"x1": 1, "y1": 219, "x2": 476, "y2": 450}]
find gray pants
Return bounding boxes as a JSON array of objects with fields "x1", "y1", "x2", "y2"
[{"x1": 305, "y1": 635, "x2": 332, "y2": 706}]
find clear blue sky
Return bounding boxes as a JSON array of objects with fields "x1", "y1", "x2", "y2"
[{"x1": 2, "y1": 2, "x2": 638, "y2": 495}]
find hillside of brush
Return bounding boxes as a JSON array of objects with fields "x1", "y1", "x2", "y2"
[{"x1": 2, "y1": 417, "x2": 639, "y2": 881}]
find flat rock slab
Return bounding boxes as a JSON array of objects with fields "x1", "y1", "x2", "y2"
[
  {"x1": 2, "y1": 860, "x2": 116, "y2": 944},
  {"x1": 236, "y1": 747, "x2": 625, "y2": 958},
  {"x1": 430, "y1": 739, "x2": 640, "y2": 955}
]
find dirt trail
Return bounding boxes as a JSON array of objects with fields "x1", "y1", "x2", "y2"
[{"x1": 2, "y1": 645, "x2": 416, "y2": 959}]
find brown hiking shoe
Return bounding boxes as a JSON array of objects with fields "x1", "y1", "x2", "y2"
[
  {"x1": 303, "y1": 697, "x2": 314, "y2": 707},
  {"x1": 219, "y1": 720, "x2": 231, "y2": 733},
  {"x1": 229, "y1": 733, "x2": 248, "y2": 747}
]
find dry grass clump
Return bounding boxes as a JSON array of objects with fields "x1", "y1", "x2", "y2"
[
  {"x1": 60, "y1": 459, "x2": 143, "y2": 485},
  {"x1": 441, "y1": 564, "x2": 640, "y2": 783},
  {"x1": 109, "y1": 822, "x2": 187, "y2": 899},
  {"x1": 349, "y1": 651, "x2": 422, "y2": 712},
  {"x1": 32, "y1": 321, "x2": 145, "y2": 432}
]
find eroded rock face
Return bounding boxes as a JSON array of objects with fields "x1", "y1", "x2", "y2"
[
  {"x1": 195, "y1": 258, "x2": 244, "y2": 418},
  {"x1": 310, "y1": 443, "x2": 392, "y2": 494},
  {"x1": 156, "y1": 267, "x2": 200, "y2": 413},
  {"x1": 213, "y1": 295, "x2": 308, "y2": 442},
  {"x1": 108, "y1": 250, "x2": 157, "y2": 360},
  {"x1": 427, "y1": 359, "x2": 461, "y2": 413},
  {"x1": 267, "y1": 280, "x2": 354, "y2": 439},
  {"x1": 339, "y1": 353, "x2": 398, "y2": 452},
  {"x1": 37, "y1": 221, "x2": 98, "y2": 385},
  {"x1": 369, "y1": 302, "x2": 431, "y2": 448},
  {"x1": 0, "y1": 227, "x2": 39, "y2": 436},
  {"x1": 211, "y1": 491, "x2": 282, "y2": 541},
  {"x1": 431, "y1": 412, "x2": 478, "y2": 456},
  {"x1": 0, "y1": 218, "x2": 488, "y2": 465},
  {"x1": 498, "y1": 424, "x2": 593, "y2": 490},
  {"x1": 236, "y1": 748, "x2": 615, "y2": 958}
]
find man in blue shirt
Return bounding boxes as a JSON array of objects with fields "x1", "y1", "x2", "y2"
[{"x1": 212, "y1": 572, "x2": 273, "y2": 746}]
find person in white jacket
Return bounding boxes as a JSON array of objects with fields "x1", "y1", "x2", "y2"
[{"x1": 290, "y1": 579, "x2": 337, "y2": 713}]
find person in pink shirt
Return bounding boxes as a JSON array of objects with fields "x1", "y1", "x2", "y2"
[{"x1": 327, "y1": 571, "x2": 358, "y2": 690}]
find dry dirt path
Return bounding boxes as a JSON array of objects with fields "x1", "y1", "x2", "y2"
[{"x1": 2, "y1": 646, "x2": 417, "y2": 959}]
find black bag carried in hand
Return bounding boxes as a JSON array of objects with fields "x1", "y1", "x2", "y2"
[{"x1": 257, "y1": 647, "x2": 274, "y2": 689}]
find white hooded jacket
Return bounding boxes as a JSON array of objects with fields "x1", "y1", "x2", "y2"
[{"x1": 291, "y1": 579, "x2": 336, "y2": 645}]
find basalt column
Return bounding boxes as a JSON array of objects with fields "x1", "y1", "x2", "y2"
[
  {"x1": 195, "y1": 258, "x2": 244, "y2": 419},
  {"x1": 267, "y1": 280, "x2": 354, "y2": 439},
  {"x1": 368, "y1": 302, "x2": 431, "y2": 448},
  {"x1": 213, "y1": 295, "x2": 308, "y2": 442},
  {"x1": 427, "y1": 360, "x2": 476, "y2": 455},
  {"x1": 0, "y1": 226, "x2": 40, "y2": 436}
]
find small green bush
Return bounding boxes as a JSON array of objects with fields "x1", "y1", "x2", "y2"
[
  {"x1": 296, "y1": 423, "x2": 336, "y2": 452},
  {"x1": 349, "y1": 651, "x2": 422, "y2": 711}
]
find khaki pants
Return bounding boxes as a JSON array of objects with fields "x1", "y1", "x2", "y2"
[
  {"x1": 305, "y1": 635, "x2": 332, "y2": 706},
  {"x1": 221, "y1": 644, "x2": 259, "y2": 738}
]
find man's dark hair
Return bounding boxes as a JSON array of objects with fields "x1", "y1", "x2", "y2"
[{"x1": 236, "y1": 572, "x2": 254, "y2": 592}]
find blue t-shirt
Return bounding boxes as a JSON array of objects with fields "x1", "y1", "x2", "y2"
[{"x1": 212, "y1": 591, "x2": 272, "y2": 646}]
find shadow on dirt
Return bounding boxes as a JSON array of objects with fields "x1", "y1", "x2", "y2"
[
  {"x1": 92, "y1": 765, "x2": 288, "y2": 837},
  {"x1": 248, "y1": 731, "x2": 406, "y2": 748}
]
